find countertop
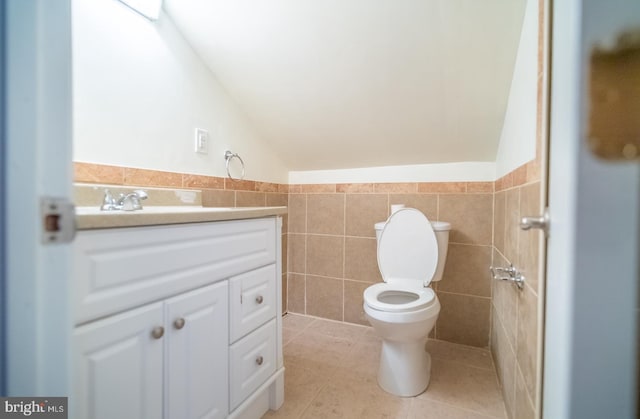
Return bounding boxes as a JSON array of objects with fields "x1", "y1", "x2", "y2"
[{"x1": 75, "y1": 206, "x2": 288, "y2": 230}]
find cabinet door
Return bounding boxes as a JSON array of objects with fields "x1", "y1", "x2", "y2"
[
  {"x1": 165, "y1": 282, "x2": 228, "y2": 419},
  {"x1": 73, "y1": 303, "x2": 164, "y2": 419},
  {"x1": 229, "y1": 264, "x2": 277, "y2": 342}
]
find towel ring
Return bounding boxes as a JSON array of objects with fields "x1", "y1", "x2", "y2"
[{"x1": 224, "y1": 150, "x2": 245, "y2": 181}]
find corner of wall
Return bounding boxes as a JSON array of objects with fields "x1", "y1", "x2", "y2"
[{"x1": 495, "y1": 0, "x2": 539, "y2": 179}]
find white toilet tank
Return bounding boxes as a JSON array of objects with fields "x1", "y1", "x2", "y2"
[{"x1": 374, "y1": 218, "x2": 451, "y2": 282}]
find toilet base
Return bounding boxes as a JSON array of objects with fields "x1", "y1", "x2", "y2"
[{"x1": 377, "y1": 339, "x2": 431, "y2": 397}]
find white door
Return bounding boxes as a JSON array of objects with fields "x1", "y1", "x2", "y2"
[
  {"x1": 73, "y1": 302, "x2": 164, "y2": 419},
  {"x1": 5, "y1": 0, "x2": 74, "y2": 396},
  {"x1": 165, "y1": 282, "x2": 229, "y2": 419},
  {"x1": 544, "y1": 0, "x2": 640, "y2": 418}
]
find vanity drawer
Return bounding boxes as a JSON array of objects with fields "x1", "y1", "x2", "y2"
[
  {"x1": 229, "y1": 319, "x2": 276, "y2": 410},
  {"x1": 229, "y1": 264, "x2": 277, "y2": 343},
  {"x1": 73, "y1": 217, "x2": 276, "y2": 325}
]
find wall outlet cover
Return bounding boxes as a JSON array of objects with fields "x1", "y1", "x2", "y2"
[{"x1": 195, "y1": 128, "x2": 209, "y2": 154}]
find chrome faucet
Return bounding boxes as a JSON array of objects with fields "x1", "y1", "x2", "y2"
[
  {"x1": 100, "y1": 189, "x2": 117, "y2": 211},
  {"x1": 101, "y1": 189, "x2": 148, "y2": 211}
]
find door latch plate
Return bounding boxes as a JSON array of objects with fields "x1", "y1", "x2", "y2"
[{"x1": 41, "y1": 197, "x2": 76, "y2": 244}]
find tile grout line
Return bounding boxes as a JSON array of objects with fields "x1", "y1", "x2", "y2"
[
  {"x1": 429, "y1": 337, "x2": 493, "y2": 353},
  {"x1": 516, "y1": 360, "x2": 537, "y2": 417},
  {"x1": 436, "y1": 290, "x2": 493, "y2": 300},
  {"x1": 296, "y1": 380, "x2": 331, "y2": 419},
  {"x1": 304, "y1": 193, "x2": 308, "y2": 315},
  {"x1": 342, "y1": 193, "x2": 347, "y2": 322},
  {"x1": 491, "y1": 183, "x2": 496, "y2": 360},
  {"x1": 496, "y1": 300, "x2": 518, "y2": 418},
  {"x1": 429, "y1": 355, "x2": 495, "y2": 372},
  {"x1": 415, "y1": 396, "x2": 506, "y2": 419}
]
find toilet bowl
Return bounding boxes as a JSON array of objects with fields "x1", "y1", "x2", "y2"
[{"x1": 363, "y1": 208, "x2": 450, "y2": 397}]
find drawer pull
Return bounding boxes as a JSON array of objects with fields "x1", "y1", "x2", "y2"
[
  {"x1": 255, "y1": 295, "x2": 264, "y2": 304},
  {"x1": 151, "y1": 326, "x2": 164, "y2": 339},
  {"x1": 255, "y1": 355, "x2": 264, "y2": 366},
  {"x1": 174, "y1": 318, "x2": 186, "y2": 330}
]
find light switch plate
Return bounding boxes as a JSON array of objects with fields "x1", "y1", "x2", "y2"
[{"x1": 195, "y1": 128, "x2": 209, "y2": 154}]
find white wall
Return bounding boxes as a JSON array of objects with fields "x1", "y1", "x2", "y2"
[
  {"x1": 73, "y1": 0, "x2": 534, "y2": 186},
  {"x1": 72, "y1": 0, "x2": 288, "y2": 183},
  {"x1": 288, "y1": 0, "x2": 536, "y2": 185},
  {"x1": 495, "y1": 0, "x2": 538, "y2": 178}
]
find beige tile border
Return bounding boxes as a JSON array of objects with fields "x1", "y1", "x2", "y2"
[
  {"x1": 292, "y1": 181, "x2": 494, "y2": 194},
  {"x1": 336, "y1": 183, "x2": 375, "y2": 193},
  {"x1": 76, "y1": 162, "x2": 506, "y2": 195},
  {"x1": 494, "y1": 159, "x2": 542, "y2": 192},
  {"x1": 74, "y1": 162, "x2": 125, "y2": 184},
  {"x1": 289, "y1": 184, "x2": 337, "y2": 193},
  {"x1": 74, "y1": 162, "x2": 287, "y2": 193}
]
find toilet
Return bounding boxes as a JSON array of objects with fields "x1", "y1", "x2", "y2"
[{"x1": 363, "y1": 208, "x2": 451, "y2": 397}]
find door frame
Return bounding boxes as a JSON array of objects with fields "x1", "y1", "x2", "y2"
[
  {"x1": 544, "y1": 0, "x2": 639, "y2": 417},
  {"x1": 0, "y1": 0, "x2": 6, "y2": 396},
  {"x1": 5, "y1": 0, "x2": 73, "y2": 396}
]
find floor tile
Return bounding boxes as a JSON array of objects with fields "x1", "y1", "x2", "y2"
[
  {"x1": 334, "y1": 341, "x2": 381, "y2": 379},
  {"x1": 263, "y1": 362, "x2": 330, "y2": 419},
  {"x1": 284, "y1": 331, "x2": 356, "y2": 375},
  {"x1": 283, "y1": 313, "x2": 316, "y2": 330},
  {"x1": 418, "y1": 359, "x2": 506, "y2": 418},
  {"x1": 307, "y1": 318, "x2": 368, "y2": 341},
  {"x1": 425, "y1": 339, "x2": 494, "y2": 370},
  {"x1": 360, "y1": 326, "x2": 382, "y2": 345},
  {"x1": 265, "y1": 315, "x2": 506, "y2": 419},
  {"x1": 283, "y1": 327, "x2": 303, "y2": 345},
  {"x1": 408, "y1": 398, "x2": 499, "y2": 419},
  {"x1": 301, "y1": 373, "x2": 411, "y2": 419}
]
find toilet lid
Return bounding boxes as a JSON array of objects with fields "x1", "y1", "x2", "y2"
[{"x1": 378, "y1": 208, "x2": 438, "y2": 287}]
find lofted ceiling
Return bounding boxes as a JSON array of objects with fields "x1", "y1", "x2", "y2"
[{"x1": 163, "y1": 0, "x2": 527, "y2": 171}]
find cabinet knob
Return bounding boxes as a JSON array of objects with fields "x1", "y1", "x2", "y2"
[
  {"x1": 255, "y1": 295, "x2": 264, "y2": 304},
  {"x1": 173, "y1": 318, "x2": 186, "y2": 330},
  {"x1": 151, "y1": 326, "x2": 164, "y2": 339},
  {"x1": 255, "y1": 355, "x2": 264, "y2": 366}
]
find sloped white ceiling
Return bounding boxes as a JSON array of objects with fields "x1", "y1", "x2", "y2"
[{"x1": 164, "y1": 0, "x2": 526, "y2": 171}]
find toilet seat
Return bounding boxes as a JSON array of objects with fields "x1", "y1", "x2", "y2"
[{"x1": 364, "y1": 283, "x2": 436, "y2": 313}]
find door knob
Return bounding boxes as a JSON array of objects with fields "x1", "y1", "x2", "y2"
[
  {"x1": 151, "y1": 326, "x2": 164, "y2": 339},
  {"x1": 520, "y1": 207, "x2": 550, "y2": 237},
  {"x1": 173, "y1": 318, "x2": 186, "y2": 330}
]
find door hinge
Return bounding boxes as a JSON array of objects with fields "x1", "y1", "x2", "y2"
[{"x1": 41, "y1": 197, "x2": 76, "y2": 244}]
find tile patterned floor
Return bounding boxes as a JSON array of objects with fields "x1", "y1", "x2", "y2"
[{"x1": 263, "y1": 314, "x2": 507, "y2": 419}]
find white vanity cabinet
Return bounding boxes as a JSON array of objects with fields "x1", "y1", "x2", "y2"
[
  {"x1": 72, "y1": 216, "x2": 284, "y2": 419},
  {"x1": 74, "y1": 282, "x2": 228, "y2": 419}
]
